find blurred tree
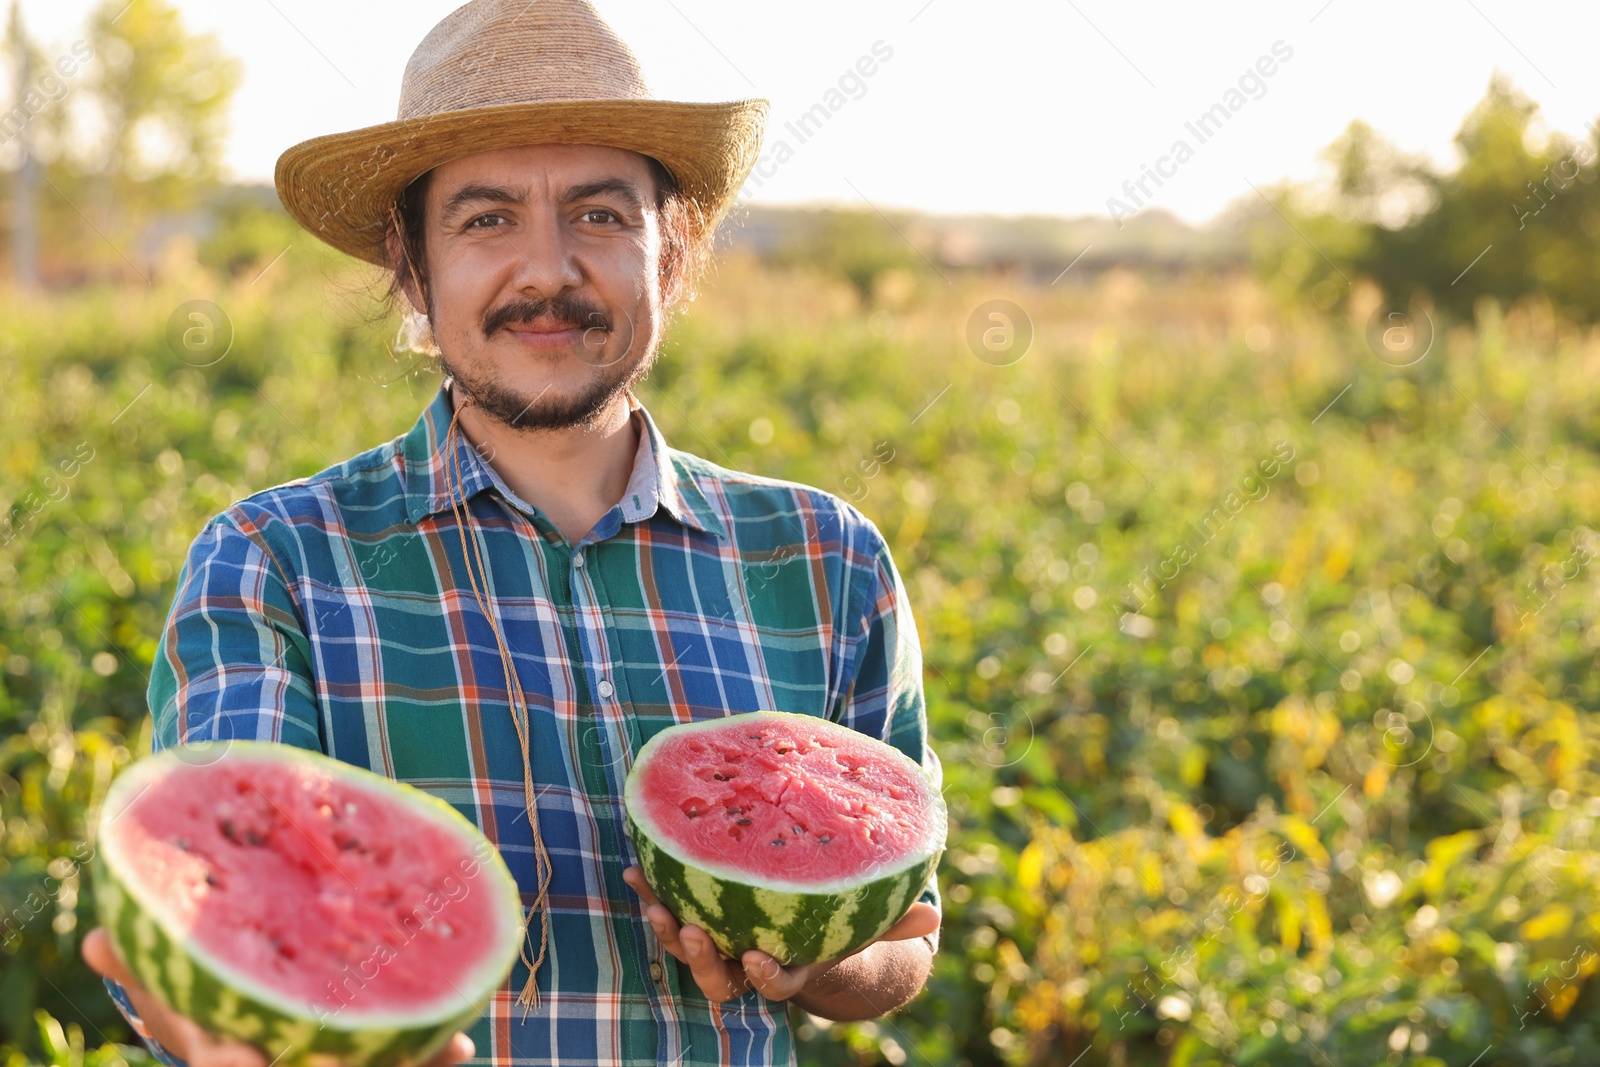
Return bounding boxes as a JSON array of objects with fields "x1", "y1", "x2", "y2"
[
  {"x1": 1321, "y1": 119, "x2": 1436, "y2": 228},
  {"x1": 80, "y1": 0, "x2": 239, "y2": 206},
  {"x1": 0, "y1": 0, "x2": 239, "y2": 283},
  {"x1": 73, "y1": 0, "x2": 239, "y2": 279},
  {"x1": 0, "y1": 3, "x2": 84, "y2": 284},
  {"x1": 196, "y1": 186, "x2": 305, "y2": 281},
  {"x1": 775, "y1": 208, "x2": 923, "y2": 304},
  {"x1": 1253, "y1": 76, "x2": 1600, "y2": 323},
  {"x1": 6, "y1": 1, "x2": 42, "y2": 289}
]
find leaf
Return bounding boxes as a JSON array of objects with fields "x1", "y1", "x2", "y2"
[
  {"x1": 1019, "y1": 787, "x2": 1076, "y2": 828},
  {"x1": 1167, "y1": 802, "x2": 1203, "y2": 841},
  {"x1": 34, "y1": 1010, "x2": 67, "y2": 1067},
  {"x1": 1179, "y1": 745, "x2": 1207, "y2": 788},
  {"x1": 1017, "y1": 843, "x2": 1043, "y2": 892},
  {"x1": 1519, "y1": 903, "x2": 1574, "y2": 942},
  {"x1": 1421, "y1": 830, "x2": 1481, "y2": 897},
  {"x1": 1549, "y1": 977, "x2": 1582, "y2": 1021},
  {"x1": 1277, "y1": 814, "x2": 1330, "y2": 867},
  {"x1": 1304, "y1": 888, "x2": 1333, "y2": 954},
  {"x1": 1272, "y1": 888, "x2": 1303, "y2": 953}
]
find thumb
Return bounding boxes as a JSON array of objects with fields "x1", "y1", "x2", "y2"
[
  {"x1": 874, "y1": 902, "x2": 940, "y2": 943},
  {"x1": 82, "y1": 928, "x2": 268, "y2": 1067},
  {"x1": 82, "y1": 928, "x2": 136, "y2": 987},
  {"x1": 420, "y1": 1032, "x2": 475, "y2": 1067}
]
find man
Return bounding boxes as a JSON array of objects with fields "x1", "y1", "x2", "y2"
[{"x1": 83, "y1": 2, "x2": 941, "y2": 1065}]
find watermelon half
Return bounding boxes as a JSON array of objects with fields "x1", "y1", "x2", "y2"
[
  {"x1": 624, "y1": 710, "x2": 945, "y2": 966},
  {"x1": 93, "y1": 741, "x2": 524, "y2": 1067}
]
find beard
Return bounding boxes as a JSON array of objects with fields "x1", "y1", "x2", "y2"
[{"x1": 437, "y1": 292, "x2": 655, "y2": 433}]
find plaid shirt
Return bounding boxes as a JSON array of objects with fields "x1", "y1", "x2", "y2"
[{"x1": 105, "y1": 381, "x2": 940, "y2": 1067}]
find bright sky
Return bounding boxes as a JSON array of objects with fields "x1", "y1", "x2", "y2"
[{"x1": 16, "y1": 0, "x2": 1600, "y2": 225}]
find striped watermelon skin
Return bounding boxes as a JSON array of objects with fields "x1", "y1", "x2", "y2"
[
  {"x1": 628, "y1": 812, "x2": 938, "y2": 966},
  {"x1": 93, "y1": 742, "x2": 522, "y2": 1067},
  {"x1": 95, "y1": 849, "x2": 478, "y2": 1067},
  {"x1": 625, "y1": 711, "x2": 945, "y2": 967}
]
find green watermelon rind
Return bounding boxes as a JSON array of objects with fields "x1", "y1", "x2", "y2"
[
  {"x1": 624, "y1": 711, "x2": 946, "y2": 966},
  {"x1": 94, "y1": 741, "x2": 526, "y2": 1067}
]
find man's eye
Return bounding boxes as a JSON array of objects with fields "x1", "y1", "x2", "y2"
[
  {"x1": 582, "y1": 209, "x2": 619, "y2": 225},
  {"x1": 468, "y1": 213, "x2": 507, "y2": 229}
]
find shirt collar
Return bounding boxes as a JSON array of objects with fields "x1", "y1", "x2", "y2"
[{"x1": 401, "y1": 381, "x2": 726, "y2": 539}]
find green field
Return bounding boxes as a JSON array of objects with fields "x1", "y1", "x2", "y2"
[{"x1": 2, "y1": 240, "x2": 1598, "y2": 1066}]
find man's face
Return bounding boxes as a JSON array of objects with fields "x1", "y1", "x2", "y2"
[{"x1": 411, "y1": 143, "x2": 666, "y2": 432}]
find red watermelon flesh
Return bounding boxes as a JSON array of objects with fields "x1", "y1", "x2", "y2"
[
  {"x1": 113, "y1": 755, "x2": 503, "y2": 1011},
  {"x1": 633, "y1": 713, "x2": 939, "y2": 885}
]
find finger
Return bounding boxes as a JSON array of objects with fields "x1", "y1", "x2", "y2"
[
  {"x1": 82, "y1": 928, "x2": 135, "y2": 986},
  {"x1": 626, "y1": 869, "x2": 693, "y2": 962},
  {"x1": 621, "y1": 867, "x2": 661, "y2": 908},
  {"x1": 740, "y1": 951, "x2": 808, "y2": 1001},
  {"x1": 644, "y1": 902, "x2": 690, "y2": 960},
  {"x1": 83, "y1": 929, "x2": 268, "y2": 1067},
  {"x1": 625, "y1": 869, "x2": 689, "y2": 958},
  {"x1": 742, "y1": 953, "x2": 800, "y2": 1004},
  {"x1": 875, "y1": 902, "x2": 941, "y2": 943},
  {"x1": 663, "y1": 912, "x2": 735, "y2": 961},
  {"x1": 420, "y1": 1032, "x2": 474, "y2": 1067},
  {"x1": 633, "y1": 887, "x2": 736, "y2": 965},
  {"x1": 679, "y1": 925, "x2": 749, "y2": 1002},
  {"x1": 83, "y1": 930, "x2": 193, "y2": 1055}
]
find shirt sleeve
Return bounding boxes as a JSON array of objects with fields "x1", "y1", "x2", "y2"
[
  {"x1": 104, "y1": 976, "x2": 185, "y2": 1067},
  {"x1": 832, "y1": 516, "x2": 943, "y2": 955},
  {"x1": 105, "y1": 513, "x2": 327, "y2": 1063},
  {"x1": 147, "y1": 513, "x2": 325, "y2": 753}
]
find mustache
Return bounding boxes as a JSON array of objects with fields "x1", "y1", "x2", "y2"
[{"x1": 482, "y1": 295, "x2": 612, "y2": 339}]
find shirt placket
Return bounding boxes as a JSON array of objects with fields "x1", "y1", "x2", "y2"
[{"x1": 566, "y1": 534, "x2": 686, "y2": 1063}]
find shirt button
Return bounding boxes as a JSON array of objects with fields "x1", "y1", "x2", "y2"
[
  {"x1": 649, "y1": 962, "x2": 664, "y2": 982},
  {"x1": 573, "y1": 551, "x2": 585, "y2": 567},
  {"x1": 597, "y1": 679, "x2": 614, "y2": 698}
]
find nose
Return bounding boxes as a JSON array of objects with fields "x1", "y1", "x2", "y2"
[{"x1": 505, "y1": 202, "x2": 584, "y2": 297}]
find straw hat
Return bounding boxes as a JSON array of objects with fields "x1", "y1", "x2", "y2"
[{"x1": 274, "y1": 0, "x2": 768, "y2": 268}]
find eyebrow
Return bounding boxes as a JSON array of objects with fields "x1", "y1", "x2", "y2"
[
  {"x1": 437, "y1": 178, "x2": 648, "y2": 225},
  {"x1": 562, "y1": 179, "x2": 647, "y2": 217},
  {"x1": 438, "y1": 182, "x2": 525, "y2": 225}
]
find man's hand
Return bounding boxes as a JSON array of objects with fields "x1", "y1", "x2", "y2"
[
  {"x1": 622, "y1": 866, "x2": 939, "y2": 1010},
  {"x1": 81, "y1": 928, "x2": 474, "y2": 1067}
]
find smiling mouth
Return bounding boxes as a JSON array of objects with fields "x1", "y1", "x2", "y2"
[
  {"x1": 503, "y1": 318, "x2": 585, "y2": 335},
  {"x1": 499, "y1": 321, "x2": 598, "y2": 351}
]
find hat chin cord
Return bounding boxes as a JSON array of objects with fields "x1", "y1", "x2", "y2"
[{"x1": 444, "y1": 388, "x2": 554, "y2": 1015}]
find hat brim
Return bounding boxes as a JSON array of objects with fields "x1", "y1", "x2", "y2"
[{"x1": 274, "y1": 98, "x2": 768, "y2": 268}]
